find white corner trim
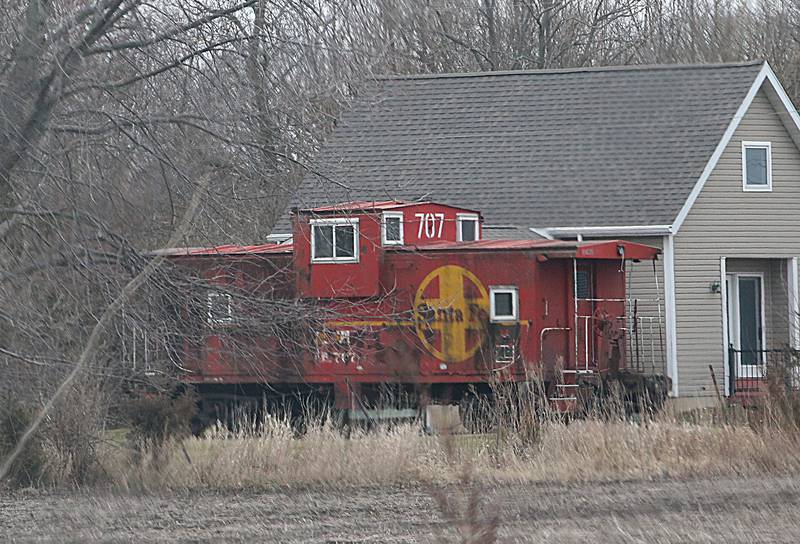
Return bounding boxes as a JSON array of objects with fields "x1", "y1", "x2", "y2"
[
  {"x1": 528, "y1": 227, "x2": 555, "y2": 240},
  {"x1": 789, "y1": 257, "x2": 799, "y2": 350},
  {"x1": 663, "y1": 234, "x2": 679, "y2": 397},
  {"x1": 673, "y1": 61, "x2": 800, "y2": 233},
  {"x1": 720, "y1": 257, "x2": 729, "y2": 396}
]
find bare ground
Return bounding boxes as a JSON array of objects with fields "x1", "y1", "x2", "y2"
[{"x1": 2, "y1": 475, "x2": 800, "y2": 543}]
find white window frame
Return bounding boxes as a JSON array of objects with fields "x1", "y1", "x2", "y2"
[
  {"x1": 741, "y1": 141, "x2": 772, "y2": 192},
  {"x1": 310, "y1": 217, "x2": 359, "y2": 263},
  {"x1": 381, "y1": 212, "x2": 404, "y2": 246},
  {"x1": 207, "y1": 291, "x2": 233, "y2": 325},
  {"x1": 456, "y1": 213, "x2": 480, "y2": 242},
  {"x1": 489, "y1": 286, "x2": 519, "y2": 322},
  {"x1": 726, "y1": 272, "x2": 767, "y2": 374}
]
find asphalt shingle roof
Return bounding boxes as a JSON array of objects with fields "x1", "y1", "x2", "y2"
[{"x1": 288, "y1": 61, "x2": 764, "y2": 231}]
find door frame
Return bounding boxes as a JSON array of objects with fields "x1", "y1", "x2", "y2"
[{"x1": 726, "y1": 271, "x2": 767, "y2": 378}]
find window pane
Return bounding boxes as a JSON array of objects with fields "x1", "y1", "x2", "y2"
[
  {"x1": 494, "y1": 292, "x2": 514, "y2": 318},
  {"x1": 576, "y1": 270, "x2": 590, "y2": 299},
  {"x1": 385, "y1": 217, "x2": 401, "y2": 242},
  {"x1": 738, "y1": 277, "x2": 763, "y2": 365},
  {"x1": 313, "y1": 225, "x2": 333, "y2": 259},
  {"x1": 335, "y1": 225, "x2": 355, "y2": 258},
  {"x1": 745, "y1": 147, "x2": 768, "y2": 186},
  {"x1": 460, "y1": 219, "x2": 477, "y2": 241},
  {"x1": 208, "y1": 293, "x2": 231, "y2": 323}
]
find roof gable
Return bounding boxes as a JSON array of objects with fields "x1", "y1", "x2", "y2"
[{"x1": 289, "y1": 61, "x2": 765, "y2": 232}]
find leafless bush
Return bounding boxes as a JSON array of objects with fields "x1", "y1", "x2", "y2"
[
  {"x1": 0, "y1": 398, "x2": 45, "y2": 488},
  {"x1": 0, "y1": 384, "x2": 108, "y2": 488},
  {"x1": 125, "y1": 388, "x2": 198, "y2": 462}
]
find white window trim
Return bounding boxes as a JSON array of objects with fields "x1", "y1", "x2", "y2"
[
  {"x1": 207, "y1": 291, "x2": 233, "y2": 325},
  {"x1": 381, "y1": 211, "x2": 404, "y2": 246},
  {"x1": 741, "y1": 141, "x2": 773, "y2": 192},
  {"x1": 310, "y1": 217, "x2": 360, "y2": 263},
  {"x1": 489, "y1": 286, "x2": 518, "y2": 322},
  {"x1": 456, "y1": 213, "x2": 480, "y2": 242}
]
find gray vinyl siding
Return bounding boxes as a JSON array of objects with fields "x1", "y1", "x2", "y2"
[
  {"x1": 674, "y1": 87, "x2": 800, "y2": 397},
  {"x1": 624, "y1": 236, "x2": 667, "y2": 374},
  {"x1": 726, "y1": 258, "x2": 791, "y2": 351}
]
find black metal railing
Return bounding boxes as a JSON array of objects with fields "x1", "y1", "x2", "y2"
[{"x1": 727, "y1": 346, "x2": 800, "y2": 397}]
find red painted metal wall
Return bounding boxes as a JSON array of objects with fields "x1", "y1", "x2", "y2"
[
  {"x1": 293, "y1": 202, "x2": 482, "y2": 299},
  {"x1": 166, "y1": 202, "x2": 660, "y2": 400}
]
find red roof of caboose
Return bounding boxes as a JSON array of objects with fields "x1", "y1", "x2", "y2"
[
  {"x1": 298, "y1": 200, "x2": 482, "y2": 215},
  {"x1": 394, "y1": 239, "x2": 659, "y2": 260},
  {"x1": 154, "y1": 243, "x2": 293, "y2": 257},
  {"x1": 155, "y1": 239, "x2": 658, "y2": 260}
]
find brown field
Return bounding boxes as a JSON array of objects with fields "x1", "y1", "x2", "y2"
[
  {"x1": 2, "y1": 475, "x2": 800, "y2": 543},
  {"x1": 5, "y1": 404, "x2": 800, "y2": 543}
]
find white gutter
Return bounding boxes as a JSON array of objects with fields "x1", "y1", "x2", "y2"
[
  {"x1": 542, "y1": 224, "x2": 673, "y2": 238},
  {"x1": 266, "y1": 233, "x2": 292, "y2": 243}
]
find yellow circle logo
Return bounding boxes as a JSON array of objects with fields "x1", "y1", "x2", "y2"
[{"x1": 414, "y1": 265, "x2": 489, "y2": 363}]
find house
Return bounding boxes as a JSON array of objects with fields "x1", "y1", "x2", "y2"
[{"x1": 279, "y1": 60, "x2": 800, "y2": 409}]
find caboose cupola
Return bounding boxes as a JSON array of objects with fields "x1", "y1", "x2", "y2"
[{"x1": 292, "y1": 200, "x2": 483, "y2": 298}]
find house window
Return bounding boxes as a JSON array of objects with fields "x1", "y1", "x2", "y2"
[
  {"x1": 742, "y1": 141, "x2": 772, "y2": 191},
  {"x1": 207, "y1": 291, "x2": 233, "y2": 325},
  {"x1": 457, "y1": 214, "x2": 480, "y2": 242},
  {"x1": 311, "y1": 218, "x2": 359, "y2": 263},
  {"x1": 490, "y1": 286, "x2": 518, "y2": 322},
  {"x1": 381, "y1": 212, "x2": 404, "y2": 245}
]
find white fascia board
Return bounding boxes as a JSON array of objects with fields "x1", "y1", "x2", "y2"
[
  {"x1": 544, "y1": 224, "x2": 672, "y2": 237},
  {"x1": 528, "y1": 227, "x2": 555, "y2": 240},
  {"x1": 266, "y1": 233, "x2": 292, "y2": 243},
  {"x1": 671, "y1": 61, "x2": 800, "y2": 233},
  {"x1": 763, "y1": 62, "x2": 800, "y2": 139}
]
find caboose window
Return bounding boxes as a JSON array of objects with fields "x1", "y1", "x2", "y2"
[
  {"x1": 457, "y1": 214, "x2": 479, "y2": 242},
  {"x1": 490, "y1": 287, "x2": 518, "y2": 322},
  {"x1": 207, "y1": 291, "x2": 233, "y2": 325},
  {"x1": 381, "y1": 212, "x2": 404, "y2": 245},
  {"x1": 311, "y1": 218, "x2": 359, "y2": 263},
  {"x1": 575, "y1": 270, "x2": 591, "y2": 299}
]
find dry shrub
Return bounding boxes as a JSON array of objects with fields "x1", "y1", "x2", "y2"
[
  {"x1": 0, "y1": 397, "x2": 46, "y2": 488},
  {"x1": 99, "y1": 401, "x2": 800, "y2": 493},
  {"x1": 757, "y1": 352, "x2": 800, "y2": 435},
  {"x1": 42, "y1": 385, "x2": 108, "y2": 486},
  {"x1": 0, "y1": 385, "x2": 107, "y2": 489},
  {"x1": 125, "y1": 388, "x2": 197, "y2": 461},
  {"x1": 112, "y1": 412, "x2": 442, "y2": 491}
]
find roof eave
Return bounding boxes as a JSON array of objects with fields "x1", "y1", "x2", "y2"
[{"x1": 540, "y1": 224, "x2": 673, "y2": 238}]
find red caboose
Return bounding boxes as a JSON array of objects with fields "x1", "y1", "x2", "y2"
[{"x1": 163, "y1": 200, "x2": 666, "y2": 425}]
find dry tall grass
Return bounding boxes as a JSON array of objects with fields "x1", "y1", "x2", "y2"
[{"x1": 105, "y1": 407, "x2": 800, "y2": 492}]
